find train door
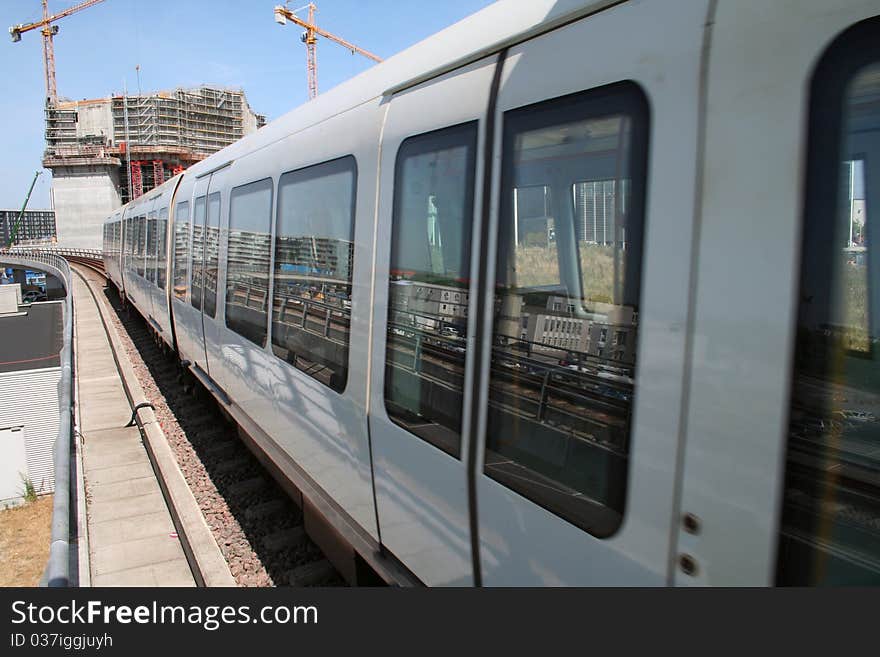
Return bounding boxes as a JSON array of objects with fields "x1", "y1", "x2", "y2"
[
  {"x1": 143, "y1": 198, "x2": 160, "y2": 327},
  {"x1": 676, "y1": 2, "x2": 880, "y2": 586},
  {"x1": 120, "y1": 208, "x2": 131, "y2": 296},
  {"x1": 188, "y1": 174, "x2": 211, "y2": 374},
  {"x1": 202, "y1": 165, "x2": 229, "y2": 390},
  {"x1": 368, "y1": 55, "x2": 500, "y2": 585},
  {"x1": 471, "y1": 0, "x2": 711, "y2": 585}
]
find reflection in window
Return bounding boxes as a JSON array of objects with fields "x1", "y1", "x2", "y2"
[
  {"x1": 146, "y1": 211, "x2": 158, "y2": 284},
  {"x1": 227, "y1": 178, "x2": 272, "y2": 346},
  {"x1": 272, "y1": 156, "x2": 357, "y2": 393},
  {"x1": 779, "y1": 53, "x2": 880, "y2": 584},
  {"x1": 203, "y1": 193, "x2": 221, "y2": 318},
  {"x1": 124, "y1": 217, "x2": 131, "y2": 270},
  {"x1": 486, "y1": 84, "x2": 648, "y2": 537},
  {"x1": 384, "y1": 123, "x2": 477, "y2": 458},
  {"x1": 157, "y1": 207, "x2": 168, "y2": 290},
  {"x1": 191, "y1": 196, "x2": 206, "y2": 311},
  {"x1": 173, "y1": 201, "x2": 190, "y2": 301},
  {"x1": 136, "y1": 215, "x2": 147, "y2": 278}
]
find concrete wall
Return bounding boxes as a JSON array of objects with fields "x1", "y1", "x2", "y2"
[
  {"x1": 76, "y1": 100, "x2": 114, "y2": 144},
  {"x1": 0, "y1": 283, "x2": 21, "y2": 313},
  {"x1": 52, "y1": 165, "x2": 121, "y2": 249}
]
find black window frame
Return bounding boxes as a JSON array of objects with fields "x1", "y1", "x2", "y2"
[
  {"x1": 191, "y1": 195, "x2": 207, "y2": 311},
  {"x1": 172, "y1": 200, "x2": 190, "y2": 302},
  {"x1": 203, "y1": 191, "x2": 221, "y2": 319},
  {"x1": 226, "y1": 177, "x2": 274, "y2": 347},
  {"x1": 483, "y1": 81, "x2": 650, "y2": 539},
  {"x1": 777, "y1": 16, "x2": 880, "y2": 586},
  {"x1": 384, "y1": 121, "x2": 479, "y2": 460},
  {"x1": 271, "y1": 155, "x2": 358, "y2": 394},
  {"x1": 157, "y1": 206, "x2": 168, "y2": 290}
]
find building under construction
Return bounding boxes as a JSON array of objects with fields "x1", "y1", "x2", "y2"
[{"x1": 43, "y1": 85, "x2": 266, "y2": 249}]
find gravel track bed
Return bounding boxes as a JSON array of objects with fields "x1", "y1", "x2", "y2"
[{"x1": 83, "y1": 270, "x2": 342, "y2": 587}]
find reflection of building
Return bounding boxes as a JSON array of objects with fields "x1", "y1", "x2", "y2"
[
  {"x1": 276, "y1": 236, "x2": 354, "y2": 282},
  {"x1": 228, "y1": 230, "x2": 272, "y2": 275},
  {"x1": 586, "y1": 321, "x2": 636, "y2": 364},
  {"x1": 390, "y1": 280, "x2": 468, "y2": 331},
  {"x1": 522, "y1": 294, "x2": 590, "y2": 353},
  {"x1": 0, "y1": 209, "x2": 56, "y2": 246},
  {"x1": 574, "y1": 180, "x2": 623, "y2": 245},
  {"x1": 519, "y1": 295, "x2": 636, "y2": 362}
]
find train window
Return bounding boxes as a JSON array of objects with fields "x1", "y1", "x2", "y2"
[
  {"x1": 203, "y1": 192, "x2": 221, "y2": 318},
  {"x1": 173, "y1": 201, "x2": 190, "y2": 301},
  {"x1": 157, "y1": 207, "x2": 168, "y2": 290},
  {"x1": 146, "y1": 211, "x2": 158, "y2": 284},
  {"x1": 227, "y1": 178, "x2": 273, "y2": 346},
  {"x1": 778, "y1": 20, "x2": 880, "y2": 585},
  {"x1": 125, "y1": 216, "x2": 134, "y2": 271},
  {"x1": 191, "y1": 195, "x2": 207, "y2": 311},
  {"x1": 272, "y1": 156, "x2": 357, "y2": 393},
  {"x1": 484, "y1": 83, "x2": 648, "y2": 537},
  {"x1": 384, "y1": 122, "x2": 477, "y2": 459},
  {"x1": 137, "y1": 215, "x2": 147, "y2": 278}
]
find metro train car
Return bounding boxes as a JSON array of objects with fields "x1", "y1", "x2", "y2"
[{"x1": 102, "y1": 0, "x2": 880, "y2": 585}]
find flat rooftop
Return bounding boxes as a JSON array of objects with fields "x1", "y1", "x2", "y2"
[{"x1": 0, "y1": 301, "x2": 64, "y2": 374}]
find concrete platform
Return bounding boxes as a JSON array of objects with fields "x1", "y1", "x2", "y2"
[{"x1": 73, "y1": 273, "x2": 195, "y2": 587}]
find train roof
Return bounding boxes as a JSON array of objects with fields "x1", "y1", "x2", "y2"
[
  {"x1": 105, "y1": 0, "x2": 616, "y2": 221},
  {"x1": 184, "y1": 0, "x2": 617, "y2": 176}
]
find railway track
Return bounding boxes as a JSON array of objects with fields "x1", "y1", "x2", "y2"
[{"x1": 73, "y1": 262, "x2": 344, "y2": 587}]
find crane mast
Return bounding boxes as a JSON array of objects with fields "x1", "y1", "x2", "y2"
[
  {"x1": 274, "y1": 3, "x2": 382, "y2": 100},
  {"x1": 9, "y1": 0, "x2": 107, "y2": 106}
]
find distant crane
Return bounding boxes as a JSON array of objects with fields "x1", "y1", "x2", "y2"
[
  {"x1": 274, "y1": 2, "x2": 383, "y2": 100},
  {"x1": 7, "y1": 171, "x2": 43, "y2": 248},
  {"x1": 9, "y1": 0, "x2": 107, "y2": 106}
]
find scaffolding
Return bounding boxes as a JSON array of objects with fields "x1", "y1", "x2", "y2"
[
  {"x1": 109, "y1": 86, "x2": 264, "y2": 158},
  {"x1": 43, "y1": 85, "x2": 266, "y2": 201}
]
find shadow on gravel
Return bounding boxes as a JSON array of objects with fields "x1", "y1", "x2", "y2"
[{"x1": 100, "y1": 283, "x2": 344, "y2": 587}]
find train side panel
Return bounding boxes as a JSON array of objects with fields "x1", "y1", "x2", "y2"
[{"x1": 207, "y1": 98, "x2": 385, "y2": 544}]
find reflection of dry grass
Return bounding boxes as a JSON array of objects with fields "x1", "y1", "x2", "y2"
[
  {"x1": 514, "y1": 244, "x2": 619, "y2": 302},
  {"x1": 0, "y1": 495, "x2": 53, "y2": 586},
  {"x1": 843, "y1": 265, "x2": 869, "y2": 352}
]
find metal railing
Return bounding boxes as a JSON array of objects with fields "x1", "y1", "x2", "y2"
[{"x1": 0, "y1": 248, "x2": 75, "y2": 586}]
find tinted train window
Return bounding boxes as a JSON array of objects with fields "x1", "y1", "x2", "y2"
[
  {"x1": 485, "y1": 83, "x2": 648, "y2": 537},
  {"x1": 384, "y1": 123, "x2": 477, "y2": 458},
  {"x1": 157, "y1": 207, "x2": 168, "y2": 290},
  {"x1": 778, "y1": 20, "x2": 880, "y2": 585},
  {"x1": 137, "y1": 215, "x2": 147, "y2": 278},
  {"x1": 191, "y1": 196, "x2": 207, "y2": 310},
  {"x1": 173, "y1": 201, "x2": 190, "y2": 301},
  {"x1": 272, "y1": 156, "x2": 356, "y2": 393},
  {"x1": 203, "y1": 192, "x2": 221, "y2": 318},
  {"x1": 146, "y1": 211, "x2": 158, "y2": 284},
  {"x1": 126, "y1": 216, "x2": 134, "y2": 272},
  {"x1": 124, "y1": 217, "x2": 132, "y2": 271},
  {"x1": 227, "y1": 178, "x2": 273, "y2": 346}
]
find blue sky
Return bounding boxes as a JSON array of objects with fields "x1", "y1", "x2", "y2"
[{"x1": 0, "y1": 0, "x2": 495, "y2": 209}]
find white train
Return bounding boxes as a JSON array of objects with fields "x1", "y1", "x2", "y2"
[{"x1": 103, "y1": 0, "x2": 880, "y2": 586}]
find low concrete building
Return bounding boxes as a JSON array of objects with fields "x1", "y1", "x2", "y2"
[{"x1": 0, "y1": 294, "x2": 63, "y2": 505}]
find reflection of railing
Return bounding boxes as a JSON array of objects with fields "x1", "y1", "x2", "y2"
[
  {"x1": 384, "y1": 316, "x2": 631, "y2": 455},
  {"x1": 0, "y1": 249, "x2": 74, "y2": 586},
  {"x1": 273, "y1": 292, "x2": 351, "y2": 344}
]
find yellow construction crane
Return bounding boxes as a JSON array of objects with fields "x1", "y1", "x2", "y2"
[
  {"x1": 9, "y1": 0, "x2": 107, "y2": 106},
  {"x1": 274, "y1": 2, "x2": 382, "y2": 100}
]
